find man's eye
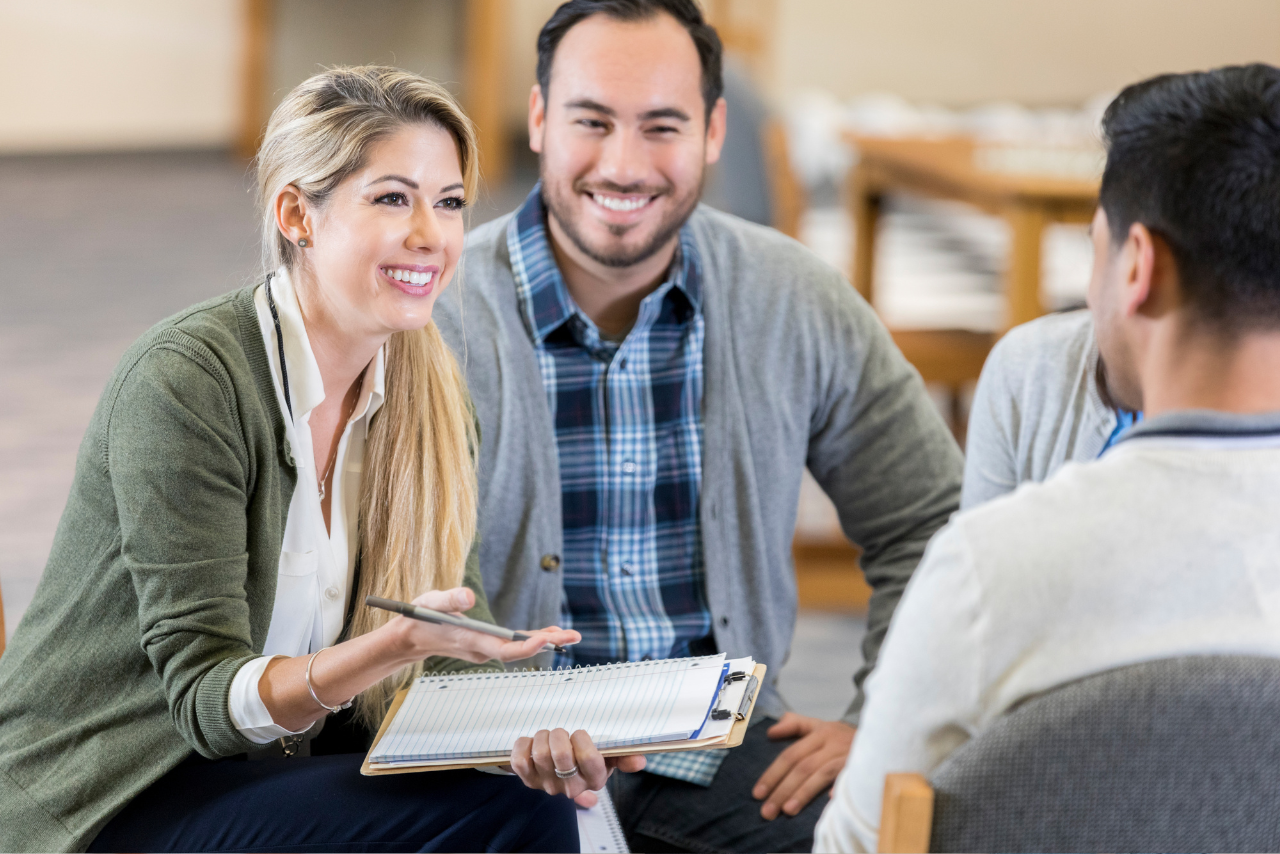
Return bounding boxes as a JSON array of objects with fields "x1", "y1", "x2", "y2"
[
  {"x1": 375, "y1": 192, "x2": 408, "y2": 206},
  {"x1": 647, "y1": 125, "x2": 678, "y2": 135},
  {"x1": 578, "y1": 119, "x2": 609, "y2": 130},
  {"x1": 439, "y1": 196, "x2": 467, "y2": 211}
]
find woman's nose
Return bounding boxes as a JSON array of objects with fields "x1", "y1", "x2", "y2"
[{"x1": 408, "y1": 204, "x2": 446, "y2": 252}]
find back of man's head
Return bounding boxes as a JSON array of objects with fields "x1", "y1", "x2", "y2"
[
  {"x1": 1100, "y1": 64, "x2": 1280, "y2": 333},
  {"x1": 536, "y1": 0, "x2": 724, "y2": 122}
]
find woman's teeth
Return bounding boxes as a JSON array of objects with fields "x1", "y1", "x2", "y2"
[
  {"x1": 384, "y1": 268, "x2": 434, "y2": 286},
  {"x1": 593, "y1": 194, "x2": 650, "y2": 212}
]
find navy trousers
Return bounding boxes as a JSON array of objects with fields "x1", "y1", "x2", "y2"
[{"x1": 88, "y1": 753, "x2": 579, "y2": 853}]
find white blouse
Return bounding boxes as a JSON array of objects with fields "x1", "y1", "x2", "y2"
[{"x1": 227, "y1": 269, "x2": 385, "y2": 743}]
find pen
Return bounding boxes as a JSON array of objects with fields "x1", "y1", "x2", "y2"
[{"x1": 365, "y1": 596, "x2": 570, "y2": 653}]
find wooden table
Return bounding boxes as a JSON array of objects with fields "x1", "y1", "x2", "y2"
[{"x1": 845, "y1": 134, "x2": 1100, "y2": 331}]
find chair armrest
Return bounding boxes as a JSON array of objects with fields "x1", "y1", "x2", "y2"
[{"x1": 879, "y1": 773, "x2": 935, "y2": 853}]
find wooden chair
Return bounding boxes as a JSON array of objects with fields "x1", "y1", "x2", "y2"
[{"x1": 876, "y1": 656, "x2": 1280, "y2": 853}]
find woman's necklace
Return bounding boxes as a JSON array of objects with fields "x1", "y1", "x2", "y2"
[
  {"x1": 267, "y1": 275, "x2": 364, "y2": 504},
  {"x1": 317, "y1": 379, "x2": 361, "y2": 502}
]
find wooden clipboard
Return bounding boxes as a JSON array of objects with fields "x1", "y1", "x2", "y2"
[{"x1": 361, "y1": 662, "x2": 766, "y2": 776}]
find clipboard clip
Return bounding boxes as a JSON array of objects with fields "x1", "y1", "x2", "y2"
[{"x1": 710, "y1": 671, "x2": 753, "y2": 721}]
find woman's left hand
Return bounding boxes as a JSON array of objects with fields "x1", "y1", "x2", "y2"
[
  {"x1": 509, "y1": 728, "x2": 646, "y2": 803},
  {"x1": 394, "y1": 588, "x2": 580, "y2": 664}
]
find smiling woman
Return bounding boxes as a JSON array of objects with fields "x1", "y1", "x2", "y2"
[{"x1": 0, "y1": 66, "x2": 580, "y2": 854}]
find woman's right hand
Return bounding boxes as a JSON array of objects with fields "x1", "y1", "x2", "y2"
[{"x1": 390, "y1": 587, "x2": 580, "y2": 665}]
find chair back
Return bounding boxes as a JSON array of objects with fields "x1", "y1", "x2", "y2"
[{"x1": 928, "y1": 655, "x2": 1280, "y2": 853}]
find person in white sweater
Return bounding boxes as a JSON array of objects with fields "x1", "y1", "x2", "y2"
[{"x1": 815, "y1": 63, "x2": 1280, "y2": 853}]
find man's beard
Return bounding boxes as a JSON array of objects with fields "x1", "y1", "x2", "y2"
[{"x1": 540, "y1": 170, "x2": 703, "y2": 269}]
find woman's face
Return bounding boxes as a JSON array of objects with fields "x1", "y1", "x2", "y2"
[{"x1": 287, "y1": 123, "x2": 467, "y2": 338}]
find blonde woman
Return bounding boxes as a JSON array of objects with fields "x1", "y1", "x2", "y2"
[{"x1": 0, "y1": 67, "x2": 580, "y2": 853}]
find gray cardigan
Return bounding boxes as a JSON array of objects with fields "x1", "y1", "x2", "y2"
[
  {"x1": 961, "y1": 310, "x2": 1117, "y2": 510},
  {"x1": 434, "y1": 205, "x2": 963, "y2": 723}
]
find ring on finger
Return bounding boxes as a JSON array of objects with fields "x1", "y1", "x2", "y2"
[{"x1": 554, "y1": 765, "x2": 579, "y2": 779}]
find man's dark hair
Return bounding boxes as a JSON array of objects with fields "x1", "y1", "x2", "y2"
[
  {"x1": 536, "y1": 0, "x2": 724, "y2": 122},
  {"x1": 1100, "y1": 64, "x2": 1280, "y2": 332}
]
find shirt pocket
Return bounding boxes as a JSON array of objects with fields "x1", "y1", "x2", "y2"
[{"x1": 262, "y1": 550, "x2": 319, "y2": 656}]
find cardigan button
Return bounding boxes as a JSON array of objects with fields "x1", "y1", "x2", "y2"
[{"x1": 540, "y1": 553, "x2": 562, "y2": 572}]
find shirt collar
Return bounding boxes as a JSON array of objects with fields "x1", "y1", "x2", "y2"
[
  {"x1": 507, "y1": 183, "x2": 702, "y2": 347},
  {"x1": 260, "y1": 267, "x2": 385, "y2": 425},
  {"x1": 1119, "y1": 408, "x2": 1280, "y2": 445}
]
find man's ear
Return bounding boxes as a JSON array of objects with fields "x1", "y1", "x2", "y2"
[
  {"x1": 1121, "y1": 222, "x2": 1159, "y2": 319},
  {"x1": 528, "y1": 84, "x2": 546, "y2": 155},
  {"x1": 704, "y1": 97, "x2": 728, "y2": 166}
]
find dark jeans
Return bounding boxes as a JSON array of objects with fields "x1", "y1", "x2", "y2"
[
  {"x1": 608, "y1": 717, "x2": 828, "y2": 853},
  {"x1": 89, "y1": 753, "x2": 578, "y2": 853}
]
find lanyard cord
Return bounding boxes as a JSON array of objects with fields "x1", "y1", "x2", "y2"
[{"x1": 265, "y1": 273, "x2": 294, "y2": 422}]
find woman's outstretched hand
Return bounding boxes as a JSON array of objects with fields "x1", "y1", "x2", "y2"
[{"x1": 392, "y1": 587, "x2": 580, "y2": 665}]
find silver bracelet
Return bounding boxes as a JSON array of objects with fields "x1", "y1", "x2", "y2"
[{"x1": 306, "y1": 648, "x2": 354, "y2": 714}]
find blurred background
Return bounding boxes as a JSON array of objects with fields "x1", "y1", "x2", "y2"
[{"x1": 2, "y1": 0, "x2": 1278, "y2": 716}]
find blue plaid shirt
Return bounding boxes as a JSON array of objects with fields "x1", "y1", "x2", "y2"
[{"x1": 508, "y1": 186, "x2": 724, "y2": 785}]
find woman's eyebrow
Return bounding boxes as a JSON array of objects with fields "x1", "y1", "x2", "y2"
[
  {"x1": 439, "y1": 182, "x2": 464, "y2": 193},
  {"x1": 366, "y1": 174, "x2": 419, "y2": 189}
]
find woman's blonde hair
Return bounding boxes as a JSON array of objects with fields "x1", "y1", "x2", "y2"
[{"x1": 255, "y1": 66, "x2": 480, "y2": 727}]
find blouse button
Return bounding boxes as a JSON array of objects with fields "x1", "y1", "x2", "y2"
[
  {"x1": 324, "y1": 586, "x2": 340, "y2": 601},
  {"x1": 540, "y1": 554, "x2": 562, "y2": 572}
]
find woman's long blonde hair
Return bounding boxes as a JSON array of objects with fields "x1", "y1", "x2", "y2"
[{"x1": 255, "y1": 66, "x2": 480, "y2": 727}]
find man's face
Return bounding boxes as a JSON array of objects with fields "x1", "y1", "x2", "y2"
[
  {"x1": 530, "y1": 11, "x2": 726, "y2": 269},
  {"x1": 1087, "y1": 206, "x2": 1143, "y2": 410}
]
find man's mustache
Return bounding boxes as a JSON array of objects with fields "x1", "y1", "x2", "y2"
[{"x1": 573, "y1": 179, "x2": 672, "y2": 197}]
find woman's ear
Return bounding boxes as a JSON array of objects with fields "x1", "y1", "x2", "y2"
[{"x1": 274, "y1": 185, "x2": 311, "y2": 246}]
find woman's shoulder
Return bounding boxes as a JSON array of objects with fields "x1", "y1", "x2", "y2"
[
  {"x1": 98, "y1": 285, "x2": 273, "y2": 440},
  {"x1": 115, "y1": 286, "x2": 261, "y2": 382}
]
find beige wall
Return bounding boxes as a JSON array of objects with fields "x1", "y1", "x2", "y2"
[
  {"x1": 269, "y1": 0, "x2": 459, "y2": 112},
  {"x1": 0, "y1": 0, "x2": 240, "y2": 153},
  {"x1": 769, "y1": 0, "x2": 1280, "y2": 106},
  {"x1": 3, "y1": 1, "x2": 1277, "y2": 154}
]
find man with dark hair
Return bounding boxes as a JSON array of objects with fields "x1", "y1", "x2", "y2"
[
  {"x1": 434, "y1": 1, "x2": 963, "y2": 849},
  {"x1": 817, "y1": 64, "x2": 1280, "y2": 852}
]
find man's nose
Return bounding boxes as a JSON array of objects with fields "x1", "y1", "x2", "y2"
[{"x1": 595, "y1": 129, "x2": 649, "y2": 188}]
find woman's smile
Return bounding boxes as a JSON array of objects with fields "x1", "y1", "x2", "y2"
[{"x1": 379, "y1": 263, "x2": 439, "y2": 297}]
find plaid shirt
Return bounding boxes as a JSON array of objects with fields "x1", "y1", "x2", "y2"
[{"x1": 508, "y1": 186, "x2": 725, "y2": 785}]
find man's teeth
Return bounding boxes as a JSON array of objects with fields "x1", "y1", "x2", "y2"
[
  {"x1": 384, "y1": 268, "x2": 434, "y2": 285},
  {"x1": 593, "y1": 194, "x2": 650, "y2": 212}
]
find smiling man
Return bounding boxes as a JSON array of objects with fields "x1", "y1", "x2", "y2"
[{"x1": 433, "y1": 1, "x2": 962, "y2": 851}]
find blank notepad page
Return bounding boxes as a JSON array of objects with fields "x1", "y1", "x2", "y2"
[{"x1": 372, "y1": 654, "x2": 727, "y2": 763}]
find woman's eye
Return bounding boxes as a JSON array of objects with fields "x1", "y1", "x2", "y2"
[
  {"x1": 374, "y1": 192, "x2": 408, "y2": 206},
  {"x1": 438, "y1": 196, "x2": 467, "y2": 211}
]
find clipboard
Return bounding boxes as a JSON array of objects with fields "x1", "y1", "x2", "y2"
[{"x1": 361, "y1": 662, "x2": 766, "y2": 776}]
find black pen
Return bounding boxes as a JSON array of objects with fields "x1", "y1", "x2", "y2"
[{"x1": 365, "y1": 596, "x2": 571, "y2": 653}]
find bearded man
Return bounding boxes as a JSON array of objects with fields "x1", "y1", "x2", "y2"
[{"x1": 434, "y1": 2, "x2": 962, "y2": 850}]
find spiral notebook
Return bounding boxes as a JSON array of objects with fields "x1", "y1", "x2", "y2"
[
  {"x1": 362, "y1": 654, "x2": 764, "y2": 775},
  {"x1": 576, "y1": 788, "x2": 630, "y2": 853}
]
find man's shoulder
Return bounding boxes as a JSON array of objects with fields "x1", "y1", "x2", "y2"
[
  {"x1": 953, "y1": 449, "x2": 1141, "y2": 570},
  {"x1": 687, "y1": 205, "x2": 836, "y2": 278},
  {"x1": 686, "y1": 205, "x2": 871, "y2": 323},
  {"x1": 460, "y1": 213, "x2": 515, "y2": 280}
]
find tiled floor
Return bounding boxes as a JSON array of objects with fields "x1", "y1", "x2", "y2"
[{"x1": 0, "y1": 149, "x2": 865, "y2": 719}]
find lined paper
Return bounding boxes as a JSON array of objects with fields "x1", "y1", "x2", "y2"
[{"x1": 371, "y1": 654, "x2": 727, "y2": 764}]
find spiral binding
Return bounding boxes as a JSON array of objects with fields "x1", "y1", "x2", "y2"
[{"x1": 415, "y1": 654, "x2": 724, "y2": 684}]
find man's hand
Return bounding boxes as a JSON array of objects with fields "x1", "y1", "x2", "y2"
[{"x1": 752, "y1": 713, "x2": 855, "y2": 819}]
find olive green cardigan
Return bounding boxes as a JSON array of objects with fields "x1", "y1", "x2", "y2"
[{"x1": 0, "y1": 287, "x2": 497, "y2": 852}]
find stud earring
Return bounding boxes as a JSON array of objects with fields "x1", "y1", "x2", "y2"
[{"x1": 298, "y1": 238, "x2": 309, "y2": 248}]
